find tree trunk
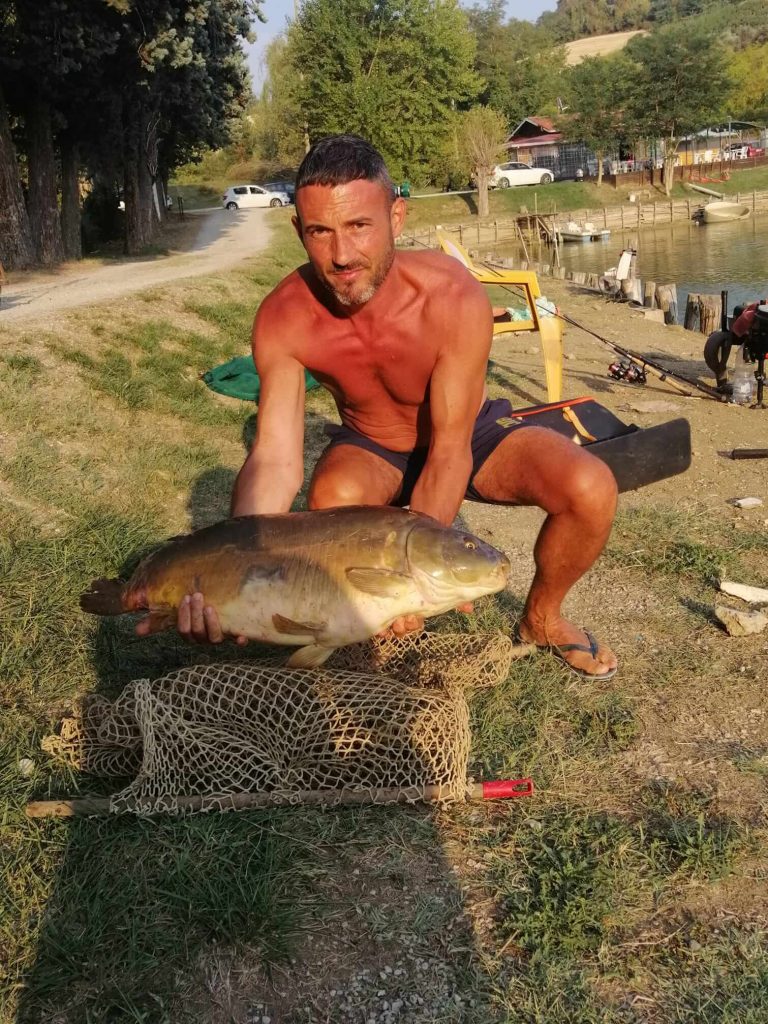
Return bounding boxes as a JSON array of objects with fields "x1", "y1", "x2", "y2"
[
  {"x1": 123, "y1": 100, "x2": 145, "y2": 255},
  {"x1": 60, "y1": 134, "x2": 82, "y2": 261},
  {"x1": 662, "y1": 138, "x2": 676, "y2": 197},
  {"x1": 477, "y1": 168, "x2": 489, "y2": 218},
  {"x1": 596, "y1": 149, "x2": 603, "y2": 187},
  {"x1": 0, "y1": 85, "x2": 35, "y2": 270},
  {"x1": 26, "y1": 96, "x2": 65, "y2": 265}
]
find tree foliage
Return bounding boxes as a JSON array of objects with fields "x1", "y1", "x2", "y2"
[
  {"x1": 562, "y1": 54, "x2": 633, "y2": 184},
  {"x1": 467, "y1": 1, "x2": 566, "y2": 126},
  {"x1": 457, "y1": 105, "x2": 507, "y2": 217},
  {"x1": 727, "y1": 42, "x2": 768, "y2": 123},
  {"x1": 624, "y1": 25, "x2": 731, "y2": 193},
  {"x1": 0, "y1": 0, "x2": 260, "y2": 268},
  {"x1": 288, "y1": 0, "x2": 481, "y2": 183}
]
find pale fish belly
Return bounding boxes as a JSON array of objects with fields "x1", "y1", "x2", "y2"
[{"x1": 215, "y1": 572, "x2": 428, "y2": 648}]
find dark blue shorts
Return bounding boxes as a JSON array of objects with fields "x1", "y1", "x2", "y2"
[{"x1": 322, "y1": 397, "x2": 527, "y2": 505}]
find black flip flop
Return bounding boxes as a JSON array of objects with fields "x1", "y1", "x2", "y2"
[{"x1": 547, "y1": 629, "x2": 618, "y2": 681}]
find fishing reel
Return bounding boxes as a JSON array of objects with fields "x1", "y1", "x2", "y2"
[
  {"x1": 608, "y1": 359, "x2": 647, "y2": 385},
  {"x1": 743, "y1": 304, "x2": 768, "y2": 408}
]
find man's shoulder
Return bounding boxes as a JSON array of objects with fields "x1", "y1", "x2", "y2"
[
  {"x1": 257, "y1": 266, "x2": 319, "y2": 329},
  {"x1": 396, "y1": 249, "x2": 484, "y2": 299}
]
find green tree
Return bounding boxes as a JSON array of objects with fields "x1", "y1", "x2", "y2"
[
  {"x1": 563, "y1": 54, "x2": 632, "y2": 185},
  {"x1": 727, "y1": 41, "x2": 768, "y2": 122},
  {"x1": 625, "y1": 25, "x2": 731, "y2": 194},
  {"x1": 254, "y1": 36, "x2": 307, "y2": 166},
  {"x1": 468, "y1": 2, "x2": 567, "y2": 125},
  {"x1": 289, "y1": 0, "x2": 481, "y2": 184},
  {"x1": 457, "y1": 105, "x2": 507, "y2": 217}
]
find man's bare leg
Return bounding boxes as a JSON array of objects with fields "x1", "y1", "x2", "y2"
[
  {"x1": 308, "y1": 443, "x2": 404, "y2": 508},
  {"x1": 472, "y1": 426, "x2": 618, "y2": 677}
]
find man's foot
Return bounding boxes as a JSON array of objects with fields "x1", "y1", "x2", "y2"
[{"x1": 518, "y1": 617, "x2": 618, "y2": 680}]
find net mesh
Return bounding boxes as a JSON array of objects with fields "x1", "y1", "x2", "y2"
[{"x1": 42, "y1": 631, "x2": 519, "y2": 814}]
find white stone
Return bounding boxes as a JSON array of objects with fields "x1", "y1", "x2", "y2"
[
  {"x1": 720, "y1": 580, "x2": 768, "y2": 605},
  {"x1": 18, "y1": 758, "x2": 35, "y2": 776},
  {"x1": 732, "y1": 497, "x2": 763, "y2": 509},
  {"x1": 715, "y1": 604, "x2": 768, "y2": 637}
]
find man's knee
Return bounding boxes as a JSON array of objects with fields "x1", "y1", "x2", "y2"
[
  {"x1": 308, "y1": 471, "x2": 370, "y2": 509},
  {"x1": 564, "y1": 454, "x2": 618, "y2": 520}
]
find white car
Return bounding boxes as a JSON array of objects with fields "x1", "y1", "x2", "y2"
[
  {"x1": 490, "y1": 162, "x2": 555, "y2": 188},
  {"x1": 222, "y1": 184, "x2": 291, "y2": 210}
]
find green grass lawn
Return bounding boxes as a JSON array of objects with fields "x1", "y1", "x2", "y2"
[{"x1": 2, "y1": 222, "x2": 768, "y2": 1022}]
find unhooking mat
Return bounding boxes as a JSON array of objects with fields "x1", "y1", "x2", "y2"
[{"x1": 202, "y1": 355, "x2": 320, "y2": 402}]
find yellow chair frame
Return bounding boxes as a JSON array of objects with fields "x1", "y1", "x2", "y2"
[{"x1": 437, "y1": 231, "x2": 563, "y2": 402}]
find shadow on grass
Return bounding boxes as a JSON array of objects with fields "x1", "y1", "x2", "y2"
[{"x1": 14, "y1": 432, "x2": 509, "y2": 1021}]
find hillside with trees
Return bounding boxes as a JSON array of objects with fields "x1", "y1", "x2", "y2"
[{"x1": 0, "y1": 0, "x2": 259, "y2": 270}]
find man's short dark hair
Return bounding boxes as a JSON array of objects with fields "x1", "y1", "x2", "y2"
[{"x1": 295, "y1": 135, "x2": 394, "y2": 196}]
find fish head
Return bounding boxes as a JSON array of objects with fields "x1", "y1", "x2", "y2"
[{"x1": 406, "y1": 521, "x2": 510, "y2": 606}]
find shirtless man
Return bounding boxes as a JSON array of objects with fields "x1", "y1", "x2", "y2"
[{"x1": 146, "y1": 135, "x2": 618, "y2": 679}]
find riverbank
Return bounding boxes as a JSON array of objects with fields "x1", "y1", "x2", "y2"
[{"x1": 404, "y1": 188, "x2": 768, "y2": 253}]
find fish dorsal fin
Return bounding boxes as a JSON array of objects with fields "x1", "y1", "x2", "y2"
[
  {"x1": 345, "y1": 568, "x2": 411, "y2": 598},
  {"x1": 286, "y1": 644, "x2": 334, "y2": 668},
  {"x1": 272, "y1": 613, "x2": 326, "y2": 637}
]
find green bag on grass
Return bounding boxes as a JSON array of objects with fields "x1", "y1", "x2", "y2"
[{"x1": 201, "y1": 355, "x2": 320, "y2": 402}]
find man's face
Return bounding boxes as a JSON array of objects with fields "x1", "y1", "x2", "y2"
[{"x1": 293, "y1": 179, "x2": 406, "y2": 308}]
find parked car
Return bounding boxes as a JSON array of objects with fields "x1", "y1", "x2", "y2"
[
  {"x1": 489, "y1": 162, "x2": 555, "y2": 188},
  {"x1": 260, "y1": 180, "x2": 296, "y2": 202},
  {"x1": 221, "y1": 184, "x2": 291, "y2": 210}
]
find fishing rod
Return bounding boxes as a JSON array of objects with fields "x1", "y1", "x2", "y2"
[
  {"x1": 481, "y1": 257, "x2": 723, "y2": 401},
  {"x1": 405, "y1": 233, "x2": 723, "y2": 402}
]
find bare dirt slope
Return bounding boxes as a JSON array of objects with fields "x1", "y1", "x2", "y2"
[
  {"x1": 564, "y1": 29, "x2": 647, "y2": 66},
  {"x1": 0, "y1": 207, "x2": 276, "y2": 326}
]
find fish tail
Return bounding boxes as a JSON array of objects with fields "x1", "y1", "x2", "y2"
[{"x1": 80, "y1": 578, "x2": 126, "y2": 616}]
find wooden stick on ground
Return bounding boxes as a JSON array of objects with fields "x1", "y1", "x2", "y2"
[{"x1": 26, "y1": 779, "x2": 534, "y2": 818}]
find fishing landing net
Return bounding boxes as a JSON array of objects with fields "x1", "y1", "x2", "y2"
[{"x1": 39, "y1": 631, "x2": 525, "y2": 816}]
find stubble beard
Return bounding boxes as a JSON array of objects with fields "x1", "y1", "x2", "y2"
[{"x1": 324, "y1": 244, "x2": 395, "y2": 308}]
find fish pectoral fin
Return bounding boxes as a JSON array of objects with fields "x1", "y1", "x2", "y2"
[
  {"x1": 145, "y1": 608, "x2": 177, "y2": 632},
  {"x1": 345, "y1": 568, "x2": 412, "y2": 597},
  {"x1": 272, "y1": 613, "x2": 326, "y2": 637},
  {"x1": 286, "y1": 644, "x2": 334, "y2": 668}
]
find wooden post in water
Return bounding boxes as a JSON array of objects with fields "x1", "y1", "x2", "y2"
[
  {"x1": 684, "y1": 293, "x2": 701, "y2": 331},
  {"x1": 655, "y1": 284, "x2": 678, "y2": 325},
  {"x1": 699, "y1": 293, "x2": 722, "y2": 335},
  {"x1": 643, "y1": 280, "x2": 656, "y2": 308}
]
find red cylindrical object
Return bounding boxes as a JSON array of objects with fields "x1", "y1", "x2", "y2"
[{"x1": 480, "y1": 778, "x2": 534, "y2": 800}]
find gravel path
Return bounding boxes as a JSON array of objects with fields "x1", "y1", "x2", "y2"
[{"x1": 0, "y1": 207, "x2": 275, "y2": 325}]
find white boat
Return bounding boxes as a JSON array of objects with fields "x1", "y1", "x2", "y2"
[
  {"x1": 557, "y1": 220, "x2": 611, "y2": 243},
  {"x1": 700, "y1": 201, "x2": 750, "y2": 223}
]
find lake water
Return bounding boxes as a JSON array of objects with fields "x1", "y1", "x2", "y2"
[{"x1": 499, "y1": 214, "x2": 768, "y2": 322}]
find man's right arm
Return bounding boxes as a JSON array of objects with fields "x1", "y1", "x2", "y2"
[{"x1": 230, "y1": 299, "x2": 306, "y2": 517}]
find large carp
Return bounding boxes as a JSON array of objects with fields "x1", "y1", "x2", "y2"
[{"x1": 81, "y1": 506, "x2": 510, "y2": 667}]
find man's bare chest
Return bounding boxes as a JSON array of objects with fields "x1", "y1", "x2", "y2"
[{"x1": 301, "y1": 324, "x2": 439, "y2": 406}]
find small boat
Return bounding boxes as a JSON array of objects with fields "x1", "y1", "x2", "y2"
[
  {"x1": 557, "y1": 220, "x2": 611, "y2": 243},
  {"x1": 699, "y1": 201, "x2": 750, "y2": 224}
]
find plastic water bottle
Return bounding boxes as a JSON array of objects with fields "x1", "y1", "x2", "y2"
[{"x1": 731, "y1": 348, "x2": 754, "y2": 406}]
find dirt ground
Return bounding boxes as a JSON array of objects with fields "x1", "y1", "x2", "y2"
[{"x1": 0, "y1": 205, "x2": 276, "y2": 326}]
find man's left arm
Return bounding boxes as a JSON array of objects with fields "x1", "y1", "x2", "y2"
[{"x1": 409, "y1": 281, "x2": 493, "y2": 526}]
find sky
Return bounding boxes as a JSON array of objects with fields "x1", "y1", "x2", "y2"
[{"x1": 243, "y1": 0, "x2": 559, "y2": 91}]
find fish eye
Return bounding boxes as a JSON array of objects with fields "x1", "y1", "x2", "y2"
[{"x1": 464, "y1": 539, "x2": 476, "y2": 550}]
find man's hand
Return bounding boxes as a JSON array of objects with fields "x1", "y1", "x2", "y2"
[
  {"x1": 378, "y1": 602, "x2": 474, "y2": 638},
  {"x1": 135, "y1": 593, "x2": 248, "y2": 646}
]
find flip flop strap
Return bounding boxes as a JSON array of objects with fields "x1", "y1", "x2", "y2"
[{"x1": 552, "y1": 630, "x2": 598, "y2": 657}]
